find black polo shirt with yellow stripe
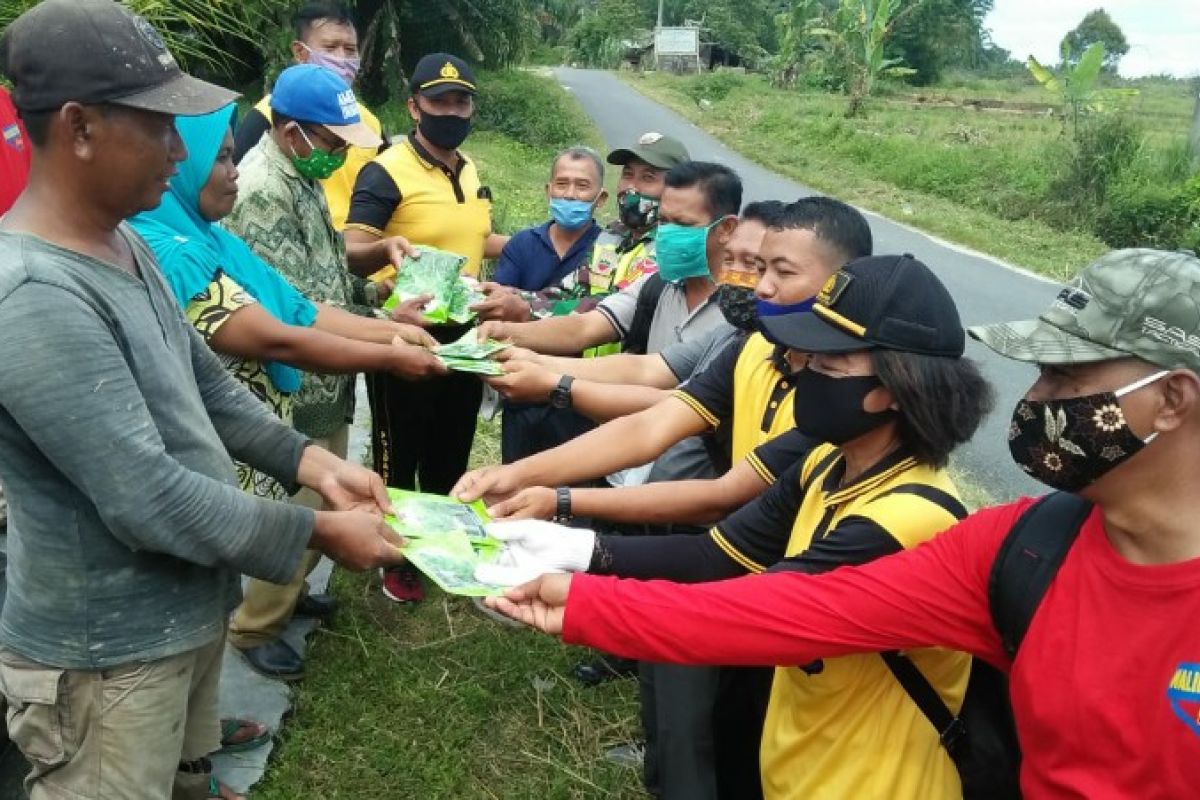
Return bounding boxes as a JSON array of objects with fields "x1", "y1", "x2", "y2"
[
  {"x1": 346, "y1": 133, "x2": 492, "y2": 277},
  {"x1": 709, "y1": 443, "x2": 971, "y2": 800},
  {"x1": 673, "y1": 332, "x2": 795, "y2": 477}
]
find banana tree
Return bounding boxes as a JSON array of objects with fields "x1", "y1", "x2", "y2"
[
  {"x1": 812, "y1": 0, "x2": 917, "y2": 116},
  {"x1": 1027, "y1": 41, "x2": 1135, "y2": 136}
]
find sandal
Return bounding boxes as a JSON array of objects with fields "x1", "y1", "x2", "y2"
[
  {"x1": 216, "y1": 717, "x2": 270, "y2": 755},
  {"x1": 209, "y1": 777, "x2": 244, "y2": 800}
]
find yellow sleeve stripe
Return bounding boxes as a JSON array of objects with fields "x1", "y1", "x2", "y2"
[
  {"x1": 343, "y1": 222, "x2": 384, "y2": 238},
  {"x1": 746, "y1": 452, "x2": 774, "y2": 484},
  {"x1": 673, "y1": 390, "x2": 720, "y2": 429},
  {"x1": 710, "y1": 529, "x2": 767, "y2": 574}
]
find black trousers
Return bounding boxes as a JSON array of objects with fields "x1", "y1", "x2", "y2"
[
  {"x1": 500, "y1": 401, "x2": 596, "y2": 464},
  {"x1": 366, "y1": 327, "x2": 483, "y2": 494}
]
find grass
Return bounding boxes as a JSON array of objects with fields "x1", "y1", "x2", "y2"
[
  {"x1": 620, "y1": 71, "x2": 1197, "y2": 281},
  {"x1": 252, "y1": 71, "x2": 643, "y2": 799}
]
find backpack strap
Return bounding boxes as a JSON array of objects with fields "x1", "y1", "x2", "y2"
[
  {"x1": 877, "y1": 482, "x2": 972, "y2": 756},
  {"x1": 988, "y1": 491, "x2": 1093, "y2": 657},
  {"x1": 624, "y1": 273, "x2": 667, "y2": 355},
  {"x1": 881, "y1": 651, "x2": 968, "y2": 755}
]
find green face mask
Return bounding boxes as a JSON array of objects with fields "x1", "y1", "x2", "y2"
[
  {"x1": 656, "y1": 220, "x2": 720, "y2": 283},
  {"x1": 290, "y1": 126, "x2": 348, "y2": 180}
]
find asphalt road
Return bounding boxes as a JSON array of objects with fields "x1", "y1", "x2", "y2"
[{"x1": 555, "y1": 67, "x2": 1052, "y2": 501}]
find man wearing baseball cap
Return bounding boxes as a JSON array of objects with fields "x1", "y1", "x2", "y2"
[
  {"x1": 492, "y1": 248, "x2": 1200, "y2": 798},
  {"x1": 345, "y1": 52, "x2": 510, "y2": 604},
  {"x1": 224, "y1": 64, "x2": 400, "y2": 680},
  {"x1": 0, "y1": 2, "x2": 408, "y2": 798}
]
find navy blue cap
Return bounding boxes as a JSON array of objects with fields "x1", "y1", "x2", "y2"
[{"x1": 270, "y1": 64, "x2": 381, "y2": 148}]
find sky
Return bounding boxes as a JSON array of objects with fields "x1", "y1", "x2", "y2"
[{"x1": 984, "y1": 1, "x2": 1200, "y2": 78}]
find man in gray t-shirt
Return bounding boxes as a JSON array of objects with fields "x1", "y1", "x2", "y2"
[{"x1": 0, "y1": 3, "x2": 407, "y2": 796}]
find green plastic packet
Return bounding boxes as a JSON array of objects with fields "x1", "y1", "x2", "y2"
[
  {"x1": 381, "y1": 247, "x2": 471, "y2": 324},
  {"x1": 382, "y1": 489, "x2": 505, "y2": 597}
]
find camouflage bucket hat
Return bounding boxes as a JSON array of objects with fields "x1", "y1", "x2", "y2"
[{"x1": 969, "y1": 249, "x2": 1200, "y2": 373}]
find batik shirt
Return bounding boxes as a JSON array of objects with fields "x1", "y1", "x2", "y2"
[
  {"x1": 186, "y1": 272, "x2": 290, "y2": 502},
  {"x1": 225, "y1": 136, "x2": 376, "y2": 439}
]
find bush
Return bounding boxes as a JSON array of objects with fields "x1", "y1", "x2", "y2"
[
  {"x1": 682, "y1": 70, "x2": 747, "y2": 104},
  {"x1": 472, "y1": 70, "x2": 595, "y2": 151},
  {"x1": 1052, "y1": 115, "x2": 1144, "y2": 205},
  {"x1": 1097, "y1": 175, "x2": 1200, "y2": 250}
]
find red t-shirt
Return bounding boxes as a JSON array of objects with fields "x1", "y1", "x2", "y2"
[
  {"x1": 0, "y1": 88, "x2": 30, "y2": 215},
  {"x1": 563, "y1": 498, "x2": 1200, "y2": 799}
]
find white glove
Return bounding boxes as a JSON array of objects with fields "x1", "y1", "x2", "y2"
[{"x1": 473, "y1": 519, "x2": 596, "y2": 587}]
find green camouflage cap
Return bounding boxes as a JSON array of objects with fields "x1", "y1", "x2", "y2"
[
  {"x1": 969, "y1": 249, "x2": 1200, "y2": 373},
  {"x1": 606, "y1": 131, "x2": 690, "y2": 170}
]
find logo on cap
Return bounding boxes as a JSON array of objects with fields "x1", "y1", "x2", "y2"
[
  {"x1": 817, "y1": 272, "x2": 853, "y2": 307},
  {"x1": 440, "y1": 62, "x2": 460, "y2": 79},
  {"x1": 1053, "y1": 288, "x2": 1090, "y2": 313},
  {"x1": 639, "y1": 132, "x2": 664, "y2": 145},
  {"x1": 337, "y1": 89, "x2": 358, "y2": 120}
]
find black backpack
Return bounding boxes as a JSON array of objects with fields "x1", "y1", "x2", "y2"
[
  {"x1": 881, "y1": 491, "x2": 1093, "y2": 800},
  {"x1": 623, "y1": 273, "x2": 667, "y2": 355}
]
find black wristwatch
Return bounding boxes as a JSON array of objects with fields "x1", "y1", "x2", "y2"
[
  {"x1": 550, "y1": 375, "x2": 575, "y2": 409},
  {"x1": 553, "y1": 486, "x2": 573, "y2": 523}
]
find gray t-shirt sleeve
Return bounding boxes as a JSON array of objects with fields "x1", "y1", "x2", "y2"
[
  {"x1": 185, "y1": 322, "x2": 309, "y2": 489},
  {"x1": 660, "y1": 323, "x2": 738, "y2": 382},
  {"x1": 0, "y1": 282, "x2": 312, "y2": 583},
  {"x1": 595, "y1": 274, "x2": 648, "y2": 341}
]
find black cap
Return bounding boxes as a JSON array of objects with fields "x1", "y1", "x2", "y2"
[
  {"x1": 759, "y1": 254, "x2": 965, "y2": 357},
  {"x1": 410, "y1": 53, "x2": 477, "y2": 97},
  {"x1": 0, "y1": 0, "x2": 237, "y2": 115}
]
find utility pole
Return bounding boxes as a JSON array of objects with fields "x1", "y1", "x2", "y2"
[
  {"x1": 657, "y1": 0, "x2": 664, "y2": 28},
  {"x1": 1191, "y1": 89, "x2": 1200, "y2": 163}
]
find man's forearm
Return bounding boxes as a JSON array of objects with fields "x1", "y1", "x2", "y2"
[
  {"x1": 570, "y1": 381, "x2": 672, "y2": 423},
  {"x1": 344, "y1": 232, "x2": 390, "y2": 276},
  {"x1": 571, "y1": 478, "x2": 742, "y2": 526},
  {"x1": 507, "y1": 314, "x2": 616, "y2": 355},
  {"x1": 315, "y1": 305, "x2": 408, "y2": 345},
  {"x1": 536, "y1": 352, "x2": 677, "y2": 387},
  {"x1": 510, "y1": 411, "x2": 680, "y2": 488}
]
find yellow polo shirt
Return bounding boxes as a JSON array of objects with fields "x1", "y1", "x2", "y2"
[
  {"x1": 251, "y1": 96, "x2": 382, "y2": 231},
  {"x1": 673, "y1": 332, "x2": 795, "y2": 470},
  {"x1": 710, "y1": 445, "x2": 971, "y2": 800},
  {"x1": 344, "y1": 134, "x2": 492, "y2": 277}
]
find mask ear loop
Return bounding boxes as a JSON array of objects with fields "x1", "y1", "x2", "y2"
[
  {"x1": 287, "y1": 124, "x2": 318, "y2": 161},
  {"x1": 1113, "y1": 369, "x2": 1170, "y2": 445}
]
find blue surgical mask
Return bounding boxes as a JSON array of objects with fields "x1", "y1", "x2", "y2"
[
  {"x1": 549, "y1": 197, "x2": 595, "y2": 231},
  {"x1": 756, "y1": 298, "x2": 815, "y2": 346},
  {"x1": 656, "y1": 221, "x2": 719, "y2": 283}
]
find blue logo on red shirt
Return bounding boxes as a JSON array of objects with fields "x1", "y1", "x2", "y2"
[
  {"x1": 1167, "y1": 662, "x2": 1200, "y2": 738},
  {"x1": 3, "y1": 124, "x2": 24, "y2": 152}
]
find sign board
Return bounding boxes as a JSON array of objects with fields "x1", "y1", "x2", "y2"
[{"x1": 655, "y1": 27, "x2": 699, "y2": 56}]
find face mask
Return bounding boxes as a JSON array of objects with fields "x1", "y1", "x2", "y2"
[
  {"x1": 791, "y1": 367, "x2": 895, "y2": 445},
  {"x1": 1008, "y1": 370, "x2": 1167, "y2": 492},
  {"x1": 618, "y1": 190, "x2": 660, "y2": 230},
  {"x1": 656, "y1": 220, "x2": 719, "y2": 283},
  {"x1": 756, "y1": 297, "x2": 816, "y2": 346},
  {"x1": 549, "y1": 197, "x2": 595, "y2": 231},
  {"x1": 289, "y1": 126, "x2": 347, "y2": 180},
  {"x1": 301, "y1": 44, "x2": 360, "y2": 85},
  {"x1": 419, "y1": 111, "x2": 472, "y2": 150},
  {"x1": 716, "y1": 284, "x2": 758, "y2": 331}
]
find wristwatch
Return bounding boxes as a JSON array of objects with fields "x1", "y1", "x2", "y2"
[
  {"x1": 550, "y1": 375, "x2": 575, "y2": 410},
  {"x1": 553, "y1": 486, "x2": 573, "y2": 523}
]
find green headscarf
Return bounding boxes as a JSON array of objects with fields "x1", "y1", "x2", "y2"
[{"x1": 131, "y1": 104, "x2": 317, "y2": 394}]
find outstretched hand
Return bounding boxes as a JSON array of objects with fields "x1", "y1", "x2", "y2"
[{"x1": 484, "y1": 573, "x2": 574, "y2": 635}]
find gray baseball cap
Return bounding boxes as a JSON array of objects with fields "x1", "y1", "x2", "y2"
[
  {"x1": 969, "y1": 248, "x2": 1200, "y2": 373},
  {"x1": 0, "y1": 0, "x2": 237, "y2": 115}
]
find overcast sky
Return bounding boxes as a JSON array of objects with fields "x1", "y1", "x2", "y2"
[{"x1": 984, "y1": 1, "x2": 1199, "y2": 78}]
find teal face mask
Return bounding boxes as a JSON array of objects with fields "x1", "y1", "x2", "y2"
[{"x1": 656, "y1": 220, "x2": 719, "y2": 283}]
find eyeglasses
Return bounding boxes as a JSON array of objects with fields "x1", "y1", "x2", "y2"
[{"x1": 298, "y1": 125, "x2": 350, "y2": 157}]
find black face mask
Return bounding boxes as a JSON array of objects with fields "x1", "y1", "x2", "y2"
[
  {"x1": 419, "y1": 111, "x2": 472, "y2": 150},
  {"x1": 715, "y1": 285, "x2": 758, "y2": 332},
  {"x1": 791, "y1": 367, "x2": 895, "y2": 445}
]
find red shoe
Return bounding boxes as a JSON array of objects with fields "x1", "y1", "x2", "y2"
[{"x1": 381, "y1": 564, "x2": 425, "y2": 604}]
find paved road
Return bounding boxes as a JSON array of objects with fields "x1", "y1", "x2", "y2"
[{"x1": 555, "y1": 67, "x2": 1050, "y2": 501}]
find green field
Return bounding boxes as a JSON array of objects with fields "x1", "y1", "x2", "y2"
[{"x1": 621, "y1": 70, "x2": 1197, "y2": 280}]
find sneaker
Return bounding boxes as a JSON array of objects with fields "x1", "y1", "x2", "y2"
[
  {"x1": 381, "y1": 563, "x2": 425, "y2": 604},
  {"x1": 604, "y1": 741, "x2": 645, "y2": 769}
]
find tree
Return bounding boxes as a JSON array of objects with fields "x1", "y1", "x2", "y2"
[
  {"x1": 1028, "y1": 41, "x2": 1107, "y2": 135},
  {"x1": 812, "y1": 0, "x2": 917, "y2": 116},
  {"x1": 1061, "y1": 9, "x2": 1129, "y2": 72},
  {"x1": 889, "y1": 0, "x2": 992, "y2": 85},
  {"x1": 569, "y1": 0, "x2": 647, "y2": 67}
]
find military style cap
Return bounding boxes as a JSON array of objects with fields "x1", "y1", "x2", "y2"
[
  {"x1": 760, "y1": 254, "x2": 965, "y2": 357},
  {"x1": 970, "y1": 249, "x2": 1200, "y2": 373},
  {"x1": 607, "y1": 131, "x2": 690, "y2": 170},
  {"x1": 0, "y1": 0, "x2": 237, "y2": 115},
  {"x1": 411, "y1": 53, "x2": 476, "y2": 97}
]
